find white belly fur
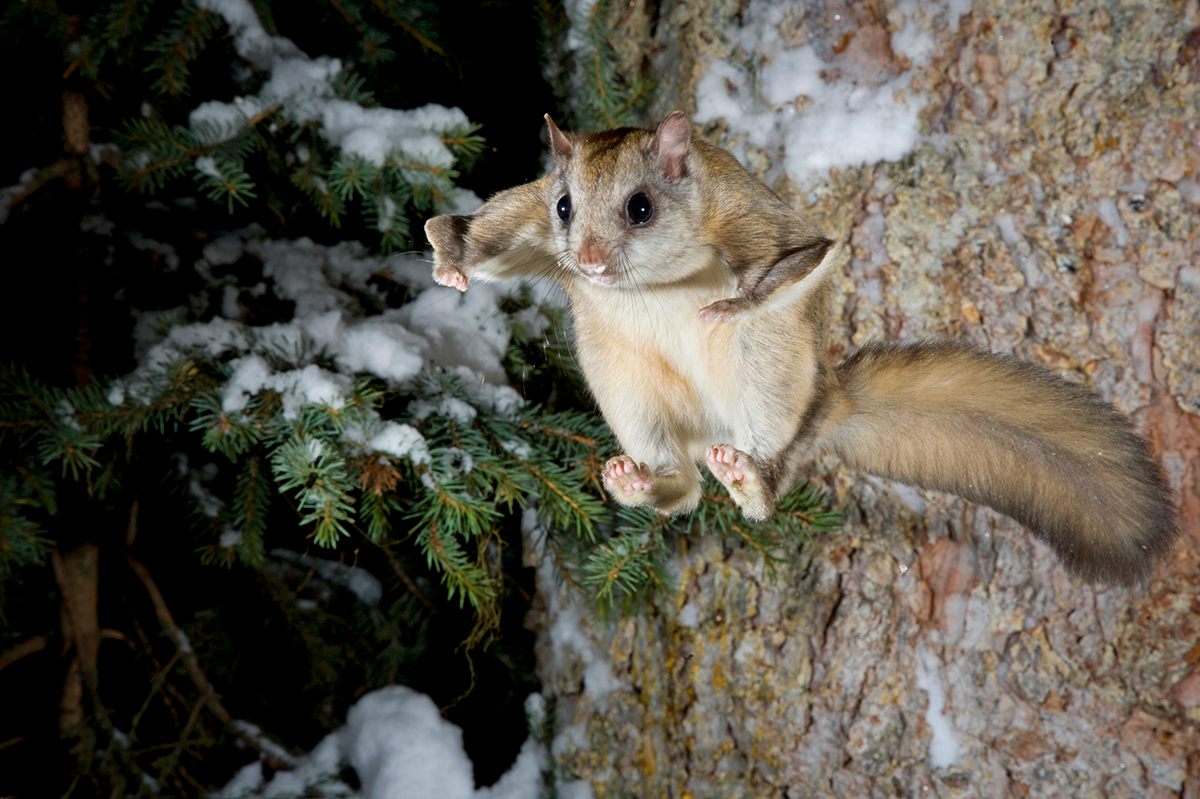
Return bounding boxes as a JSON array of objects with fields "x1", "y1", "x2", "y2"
[{"x1": 568, "y1": 254, "x2": 743, "y2": 466}]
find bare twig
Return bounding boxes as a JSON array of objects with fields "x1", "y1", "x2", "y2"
[
  {"x1": 0, "y1": 636, "x2": 48, "y2": 672},
  {"x1": 127, "y1": 557, "x2": 293, "y2": 771},
  {"x1": 374, "y1": 540, "x2": 439, "y2": 615},
  {"x1": 52, "y1": 544, "x2": 101, "y2": 741}
]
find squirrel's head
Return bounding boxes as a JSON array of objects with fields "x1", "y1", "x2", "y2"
[{"x1": 543, "y1": 112, "x2": 703, "y2": 288}]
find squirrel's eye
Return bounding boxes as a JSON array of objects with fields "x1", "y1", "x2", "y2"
[
  {"x1": 626, "y1": 192, "x2": 653, "y2": 226},
  {"x1": 556, "y1": 194, "x2": 571, "y2": 223}
]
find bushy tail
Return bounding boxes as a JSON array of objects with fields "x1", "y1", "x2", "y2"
[{"x1": 817, "y1": 341, "x2": 1176, "y2": 583}]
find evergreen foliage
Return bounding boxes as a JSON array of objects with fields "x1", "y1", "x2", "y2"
[
  {"x1": 21, "y1": 0, "x2": 485, "y2": 252},
  {"x1": 0, "y1": 0, "x2": 840, "y2": 794},
  {"x1": 1, "y1": 314, "x2": 841, "y2": 617},
  {"x1": 540, "y1": 0, "x2": 655, "y2": 130}
]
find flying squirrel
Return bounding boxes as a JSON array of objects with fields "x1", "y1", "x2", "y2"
[{"x1": 423, "y1": 111, "x2": 1177, "y2": 584}]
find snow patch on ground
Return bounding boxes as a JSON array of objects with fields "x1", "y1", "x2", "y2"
[{"x1": 216, "y1": 686, "x2": 554, "y2": 799}]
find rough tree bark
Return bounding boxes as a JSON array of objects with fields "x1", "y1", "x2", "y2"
[{"x1": 531, "y1": 1, "x2": 1200, "y2": 796}]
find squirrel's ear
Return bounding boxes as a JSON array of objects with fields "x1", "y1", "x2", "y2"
[
  {"x1": 652, "y1": 111, "x2": 691, "y2": 181},
  {"x1": 544, "y1": 114, "x2": 573, "y2": 161}
]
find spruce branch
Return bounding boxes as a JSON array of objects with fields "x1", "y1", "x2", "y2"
[
  {"x1": 147, "y1": 2, "x2": 222, "y2": 97},
  {"x1": 271, "y1": 433, "x2": 357, "y2": 547},
  {"x1": 231, "y1": 455, "x2": 271, "y2": 566},
  {"x1": 195, "y1": 156, "x2": 259, "y2": 212},
  {"x1": 0, "y1": 473, "x2": 52, "y2": 575},
  {"x1": 415, "y1": 521, "x2": 498, "y2": 610}
]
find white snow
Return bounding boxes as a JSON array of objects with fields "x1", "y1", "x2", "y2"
[
  {"x1": 122, "y1": 226, "x2": 526, "y2": 431},
  {"x1": 216, "y1": 686, "x2": 553, "y2": 799},
  {"x1": 190, "y1": 1, "x2": 469, "y2": 181},
  {"x1": 377, "y1": 196, "x2": 398, "y2": 233},
  {"x1": 500, "y1": 439, "x2": 533, "y2": 460},
  {"x1": 0, "y1": 167, "x2": 38, "y2": 225},
  {"x1": 197, "y1": 0, "x2": 303, "y2": 70},
  {"x1": 188, "y1": 463, "x2": 225, "y2": 519},
  {"x1": 525, "y1": 508, "x2": 621, "y2": 702},
  {"x1": 562, "y1": 0, "x2": 600, "y2": 55},
  {"x1": 695, "y1": 0, "x2": 973, "y2": 188},
  {"x1": 914, "y1": 647, "x2": 964, "y2": 768},
  {"x1": 364, "y1": 421, "x2": 431, "y2": 466},
  {"x1": 221, "y1": 357, "x2": 350, "y2": 420},
  {"x1": 343, "y1": 688, "x2": 475, "y2": 799},
  {"x1": 325, "y1": 316, "x2": 426, "y2": 385},
  {"x1": 1097, "y1": 197, "x2": 1129, "y2": 246},
  {"x1": 398, "y1": 283, "x2": 514, "y2": 384},
  {"x1": 195, "y1": 156, "x2": 223, "y2": 180},
  {"x1": 269, "y1": 549, "x2": 383, "y2": 606}
]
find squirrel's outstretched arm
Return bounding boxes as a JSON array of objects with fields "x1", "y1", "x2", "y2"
[
  {"x1": 424, "y1": 175, "x2": 555, "y2": 291},
  {"x1": 807, "y1": 341, "x2": 1177, "y2": 583}
]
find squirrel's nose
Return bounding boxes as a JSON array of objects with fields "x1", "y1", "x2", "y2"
[{"x1": 576, "y1": 240, "x2": 610, "y2": 270}]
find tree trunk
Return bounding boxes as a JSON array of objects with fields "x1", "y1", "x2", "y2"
[{"x1": 533, "y1": 1, "x2": 1200, "y2": 796}]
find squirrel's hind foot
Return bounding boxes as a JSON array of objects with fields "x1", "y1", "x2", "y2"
[
  {"x1": 706, "y1": 445, "x2": 773, "y2": 521},
  {"x1": 602, "y1": 456, "x2": 656, "y2": 505}
]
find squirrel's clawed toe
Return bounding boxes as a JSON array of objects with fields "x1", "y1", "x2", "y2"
[{"x1": 602, "y1": 456, "x2": 655, "y2": 496}]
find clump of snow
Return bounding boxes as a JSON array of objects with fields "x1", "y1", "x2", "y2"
[
  {"x1": 359, "y1": 421, "x2": 431, "y2": 467},
  {"x1": 325, "y1": 316, "x2": 426, "y2": 385},
  {"x1": 195, "y1": 156, "x2": 223, "y2": 180},
  {"x1": 677, "y1": 602, "x2": 701, "y2": 629},
  {"x1": 127, "y1": 231, "x2": 181, "y2": 271},
  {"x1": 914, "y1": 646, "x2": 964, "y2": 767},
  {"x1": 221, "y1": 356, "x2": 350, "y2": 420},
  {"x1": 413, "y1": 395, "x2": 479, "y2": 424},
  {"x1": 122, "y1": 227, "x2": 525, "y2": 430},
  {"x1": 343, "y1": 687, "x2": 475, "y2": 799},
  {"x1": 1097, "y1": 197, "x2": 1129, "y2": 247},
  {"x1": 524, "y1": 507, "x2": 622, "y2": 702},
  {"x1": 0, "y1": 167, "x2": 38, "y2": 225},
  {"x1": 219, "y1": 527, "x2": 243, "y2": 549},
  {"x1": 216, "y1": 686, "x2": 554, "y2": 799},
  {"x1": 269, "y1": 549, "x2": 383, "y2": 606},
  {"x1": 320, "y1": 102, "x2": 468, "y2": 173},
  {"x1": 398, "y1": 282, "x2": 514, "y2": 384},
  {"x1": 188, "y1": 462, "x2": 225, "y2": 519},
  {"x1": 501, "y1": 439, "x2": 533, "y2": 460},
  {"x1": 562, "y1": 0, "x2": 600, "y2": 54},
  {"x1": 377, "y1": 196, "x2": 398, "y2": 233},
  {"x1": 107, "y1": 383, "x2": 126, "y2": 406},
  {"x1": 204, "y1": 234, "x2": 246, "y2": 266},
  {"x1": 695, "y1": 0, "x2": 973, "y2": 188},
  {"x1": 190, "y1": 0, "x2": 469, "y2": 184},
  {"x1": 197, "y1": 0, "x2": 302, "y2": 70}
]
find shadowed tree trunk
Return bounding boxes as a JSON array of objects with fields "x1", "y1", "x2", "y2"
[{"x1": 532, "y1": 1, "x2": 1200, "y2": 796}]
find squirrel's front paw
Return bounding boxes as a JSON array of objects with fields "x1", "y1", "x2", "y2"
[
  {"x1": 425, "y1": 215, "x2": 471, "y2": 292},
  {"x1": 602, "y1": 456, "x2": 655, "y2": 500},
  {"x1": 433, "y1": 264, "x2": 470, "y2": 292}
]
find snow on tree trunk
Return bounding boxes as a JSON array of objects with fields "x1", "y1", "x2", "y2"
[{"x1": 532, "y1": 1, "x2": 1200, "y2": 795}]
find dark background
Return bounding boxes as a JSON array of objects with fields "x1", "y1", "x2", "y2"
[{"x1": 0, "y1": 1, "x2": 563, "y2": 793}]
